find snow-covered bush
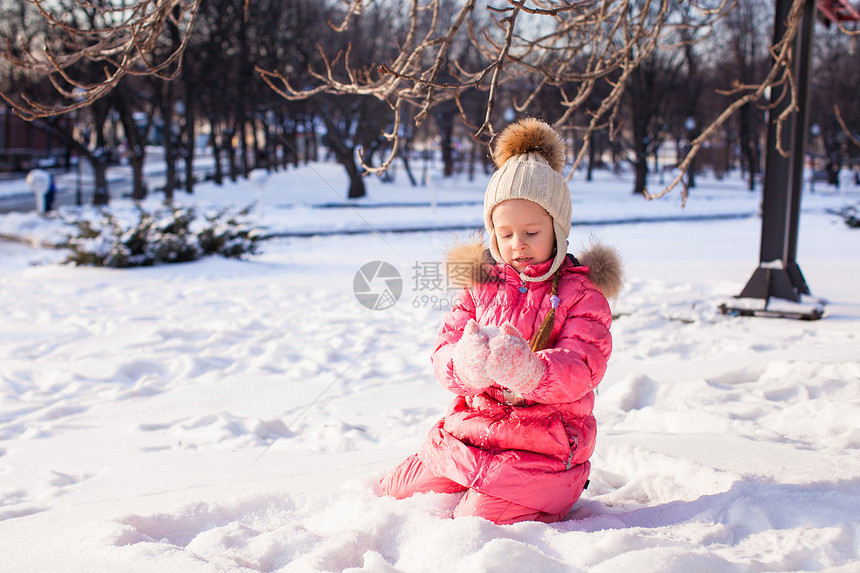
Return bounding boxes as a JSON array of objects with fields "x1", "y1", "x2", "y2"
[
  {"x1": 840, "y1": 204, "x2": 860, "y2": 228},
  {"x1": 62, "y1": 204, "x2": 266, "y2": 267},
  {"x1": 196, "y1": 207, "x2": 265, "y2": 258}
]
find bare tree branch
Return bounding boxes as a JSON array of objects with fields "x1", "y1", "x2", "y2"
[
  {"x1": 255, "y1": 0, "x2": 842, "y2": 202},
  {"x1": 645, "y1": 0, "x2": 807, "y2": 201},
  {"x1": 6, "y1": 0, "x2": 847, "y2": 204},
  {"x1": 1, "y1": 0, "x2": 199, "y2": 119},
  {"x1": 834, "y1": 104, "x2": 860, "y2": 148}
]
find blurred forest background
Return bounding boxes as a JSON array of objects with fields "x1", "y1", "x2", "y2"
[{"x1": 1, "y1": 0, "x2": 858, "y2": 203}]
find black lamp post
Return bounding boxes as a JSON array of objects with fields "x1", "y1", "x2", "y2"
[{"x1": 724, "y1": 0, "x2": 822, "y2": 319}]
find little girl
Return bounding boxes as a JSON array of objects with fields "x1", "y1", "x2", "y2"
[{"x1": 380, "y1": 118, "x2": 622, "y2": 524}]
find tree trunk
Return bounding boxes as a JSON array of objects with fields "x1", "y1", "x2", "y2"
[
  {"x1": 325, "y1": 134, "x2": 366, "y2": 199},
  {"x1": 587, "y1": 131, "x2": 596, "y2": 182},
  {"x1": 289, "y1": 131, "x2": 298, "y2": 168},
  {"x1": 129, "y1": 154, "x2": 147, "y2": 201},
  {"x1": 686, "y1": 156, "x2": 696, "y2": 189},
  {"x1": 273, "y1": 110, "x2": 285, "y2": 170},
  {"x1": 633, "y1": 158, "x2": 648, "y2": 196},
  {"x1": 267, "y1": 120, "x2": 277, "y2": 171},
  {"x1": 163, "y1": 119, "x2": 177, "y2": 203},
  {"x1": 468, "y1": 140, "x2": 477, "y2": 182},
  {"x1": 226, "y1": 127, "x2": 238, "y2": 182},
  {"x1": 209, "y1": 117, "x2": 223, "y2": 185},
  {"x1": 307, "y1": 122, "x2": 318, "y2": 162},
  {"x1": 91, "y1": 156, "x2": 110, "y2": 205},
  {"x1": 400, "y1": 148, "x2": 417, "y2": 187},
  {"x1": 438, "y1": 112, "x2": 455, "y2": 177},
  {"x1": 162, "y1": 91, "x2": 178, "y2": 203},
  {"x1": 236, "y1": 9, "x2": 251, "y2": 178},
  {"x1": 632, "y1": 121, "x2": 649, "y2": 195},
  {"x1": 239, "y1": 117, "x2": 250, "y2": 177},
  {"x1": 115, "y1": 94, "x2": 148, "y2": 201},
  {"x1": 686, "y1": 136, "x2": 697, "y2": 190},
  {"x1": 250, "y1": 118, "x2": 261, "y2": 170},
  {"x1": 91, "y1": 104, "x2": 111, "y2": 205},
  {"x1": 213, "y1": 143, "x2": 224, "y2": 185},
  {"x1": 826, "y1": 154, "x2": 841, "y2": 187},
  {"x1": 93, "y1": 108, "x2": 111, "y2": 205},
  {"x1": 345, "y1": 158, "x2": 366, "y2": 199},
  {"x1": 122, "y1": 95, "x2": 154, "y2": 201},
  {"x1": 739, "y1": 103, "x2": 759, "y2": 191},
  {"x1": 183, "y1": 86, "x2": 195, "y2": 194}
]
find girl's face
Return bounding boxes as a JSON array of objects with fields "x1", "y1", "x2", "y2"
[{"x1": 492, "y1": 199, "x2": 555, "y2": 273}]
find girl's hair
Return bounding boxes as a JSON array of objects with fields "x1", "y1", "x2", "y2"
[{"x1": 529, "y1": 269, "x2": 561, "y2": 353}]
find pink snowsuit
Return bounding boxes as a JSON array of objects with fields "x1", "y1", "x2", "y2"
[{"x1": 381, "y1": 253, "x2": 613, "y2": 524}]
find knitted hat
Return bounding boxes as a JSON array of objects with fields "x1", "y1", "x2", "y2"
[{"x1": 484, "y1": 118, "x2": 571, "y2": 283}]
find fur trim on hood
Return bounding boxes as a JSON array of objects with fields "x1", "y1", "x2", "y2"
[
  {"x1": 446, "y1": 234, "x2": 497, "y2": 289},
  {"x1": 577, "y1": 241, "x2": 624, "y2": 300},
  {"x1": 446, "y1": 234, "x2": 624, "y2": 300}
]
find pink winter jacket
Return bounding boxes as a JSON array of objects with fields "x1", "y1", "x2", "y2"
[{"x1": 418, "y1": 243, "x2": 621, "y2": 516}]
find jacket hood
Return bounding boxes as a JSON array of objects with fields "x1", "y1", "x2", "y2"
[{"x1": 446, "y1": 233, "x2": 624, "y2": 300}]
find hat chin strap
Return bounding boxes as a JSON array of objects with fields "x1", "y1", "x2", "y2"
[{"x1": 519, "y1": 250, "x2": 565, "y2": 283}]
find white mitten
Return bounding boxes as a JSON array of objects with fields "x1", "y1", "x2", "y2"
[
  {"x1": 486, "y1": 323, "x2": 546, "y2": 394},
  {"x1": 452, "y1": 319, "x2": 492, "y2": 390}
]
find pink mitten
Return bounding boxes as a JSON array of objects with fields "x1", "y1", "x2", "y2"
[
  {"x1": 452, "y1": 320, "x2": 492, "y2": 390},
  {"x1": 486, "y1": 323, "x2": 546, "y2": 393}
]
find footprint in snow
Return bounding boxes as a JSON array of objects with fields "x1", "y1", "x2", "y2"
[{"x1": 601, "y1": 374, "x2": 659, "y2": 412}]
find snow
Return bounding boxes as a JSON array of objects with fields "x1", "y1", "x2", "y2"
[{"x1": 1, "y1": 159, "x2": 859, "y2": 572}]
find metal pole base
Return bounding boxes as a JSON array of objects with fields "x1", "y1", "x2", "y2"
[
  {"x1": 737, "y1": 262, "x2": 810, "y2": 302},
  {"x1": 723, "y1": 262, "x2": 823, "y2": 320},
  {"x1": 718, "y1": 301, "x2": 824, "y2": 320}
]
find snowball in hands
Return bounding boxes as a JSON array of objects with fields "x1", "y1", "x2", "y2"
[
  {"x1": 478, "y1": 325, "x2": 500, "y2": 339},
  {"x1": 452, "y1": 320, "x2": 493, "y2": 391},
  {"x1": 486, "y1": 323, "x2": 546, "y2": 393}
]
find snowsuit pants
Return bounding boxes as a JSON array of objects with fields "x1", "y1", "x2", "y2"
[{"x1": 379, "y1": 454, "x2": 566, "y2": 525}]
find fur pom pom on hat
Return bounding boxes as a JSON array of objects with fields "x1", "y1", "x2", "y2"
[{"x1": 484, "y1": 118, "x2": 571, "y2": 282}]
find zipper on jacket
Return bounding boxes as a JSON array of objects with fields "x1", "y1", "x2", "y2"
[{"x1": 518, "y1": 274, "x2": 528, "y2": 293}]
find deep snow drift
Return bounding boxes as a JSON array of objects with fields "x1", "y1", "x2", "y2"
[{"x1": 0, "y1": 160, "x2": 859, "y2": 572}]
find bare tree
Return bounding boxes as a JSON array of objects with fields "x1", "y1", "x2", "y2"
[
  {"x1": 810, "y1": 21, "x2": 860, "y2": 185},
  {"x1": 259, "y1": 0, "x2": 726, "y2": 200},
  {"x1": 623, "y1": 49, "x2": 683, "y2": 196},
  {"x1": 113, "y1": 83, "x2": 156, "y2": 201},
  {"x1": 0, "y1": 0, "x2": 198, "y2": 204},
  {"x1": 0, "y1": 0, "x2": 198, "y2": 119},
  {"x1": 711, "y1": 0, "x2": 770, "y2": 191},
  {"x1": 259, "y1": 0, "x2": 409, "y2": 199},
  {"x1": 5, "y1": 0, "x2": 859, "y2": 205},
  {"x1": 258, "y1": 0, "x2": 860, "y2": 204}
]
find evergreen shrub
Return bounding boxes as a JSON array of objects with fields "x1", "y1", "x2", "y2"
[{"x1": 62, "y1": 204, "x2": 266, "y2": 267}]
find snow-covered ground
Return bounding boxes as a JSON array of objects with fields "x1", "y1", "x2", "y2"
[{"x1": 1, "y1": 160, "x2": 859, "y2": 572}]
